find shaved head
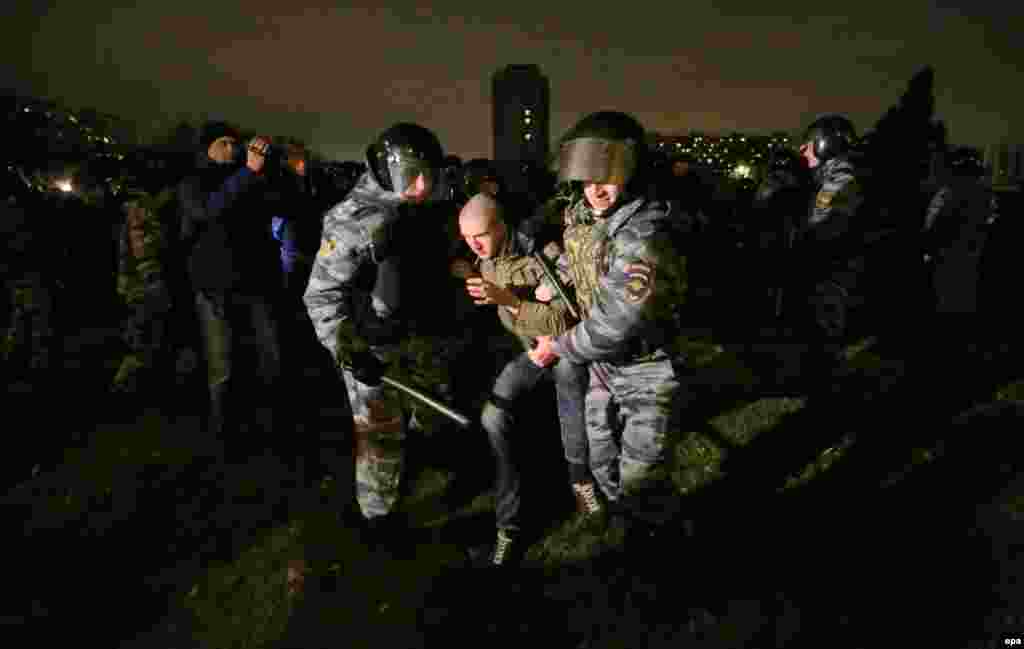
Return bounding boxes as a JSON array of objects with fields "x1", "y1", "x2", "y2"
[
  {"x1": 459, "y1": 192, "x2": 501, "y2": 229},
  {"x1": 459, "y1": 193, "x2": 507, "y2": 259}
]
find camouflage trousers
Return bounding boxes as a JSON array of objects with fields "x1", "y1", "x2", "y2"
[
  {"x1": 2, "y1": 273, "x2": 57, "y2": 378},
  {"x1": 341, "y1": 335, "x2": 463, "y2": 519},
  {"x1": 586, "y1": 350, "x2": 688, "y2": 525},
  {"x1": 112, "y1": 299, "x2": 168, "y2": 392}
]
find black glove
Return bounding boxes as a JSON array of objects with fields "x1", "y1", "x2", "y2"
[
  {"x1": 348, "y1": 349, "x2": 387, "y2": 386},
  {"x1": 355, "y1": 311, "x2": 404, "y2": 347}
]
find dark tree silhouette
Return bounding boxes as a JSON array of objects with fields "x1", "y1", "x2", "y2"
[
  {"x1": 855, "y1": 66, "x2": 946, "y2": 343},
  {"x1": 860, "y1": 66, "x2": 946, "y2": 232}
]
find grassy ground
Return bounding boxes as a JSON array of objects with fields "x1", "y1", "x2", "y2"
[{"x1": 5, "y1": 323, "x2": 1024, "y2": 648}]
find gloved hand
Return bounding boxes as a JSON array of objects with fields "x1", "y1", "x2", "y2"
[
  {"x1": 347, "y1": 349, "x2": 387, "y2": 386},
  {"x1": 355, "y1": 311, "x2": 404, "y2": 347}
]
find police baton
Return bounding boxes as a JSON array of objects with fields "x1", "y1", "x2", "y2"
[
  {"x1": 530, "y1": 250, "x2": 613, "y2": 392},
  {"x1": 340, "y1": 364, "x2": 473, "y2": 429},
  {"x1": 531, "y1": 250, "x2": 579, "y2": 321}
]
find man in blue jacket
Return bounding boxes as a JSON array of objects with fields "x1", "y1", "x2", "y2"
[{"x1": 178, "y1": 121, "x2": 282, "y2": 449}]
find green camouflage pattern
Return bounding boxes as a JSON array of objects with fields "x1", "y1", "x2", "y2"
[
  {"x1": 477, "y1": 225, "x2": 573, "y2": 348},
  {"x1": 116, "y1": 188, "x2": 174, "y2": 304},
  {"x1": 3, "y1": 271, "x2": 57, "y2": 376}
]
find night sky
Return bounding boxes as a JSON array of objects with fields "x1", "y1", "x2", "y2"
[{"x1": 4, "y1": 1, "x2": 1021, "y2": 160}]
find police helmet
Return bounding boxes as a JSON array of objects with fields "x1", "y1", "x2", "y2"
[
  {"x1": 802, "y1": 115, "x2": 857, "y2": 162},
  {"x1": 558, "y1": 111, "x2": 647, "y2": 187},
  {"x1": 366, "y1": 123, "x2": 444, "y2": 193}
]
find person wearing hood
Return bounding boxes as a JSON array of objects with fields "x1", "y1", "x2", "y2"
[{"x1": 177, "y1": 121, "x2": 282, "y2": 448}]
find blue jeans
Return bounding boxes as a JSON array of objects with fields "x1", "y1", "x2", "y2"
[
  {"x1": 195, "y1": 291, "x2": 281, "y2": 436},
  {"x1": 480, "y1": 352, "x2": 589, "y2": 532}
]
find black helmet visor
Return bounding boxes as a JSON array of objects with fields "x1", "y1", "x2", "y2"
[
  {"x1": 558, "y1": 137, "x2": 637, "y2": 185},
  {"x1": 387, "y1": 150, "x2": 435, "y2": 194}
]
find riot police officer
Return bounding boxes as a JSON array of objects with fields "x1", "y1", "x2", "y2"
[
  {"x1": 792, "y1": 114, "x2": 865, "y2": 374},
  {"x1": 304, "y1": 123, "x2": 465, "y2": 547},
  {"x1": 528, "y1": 111, "x2": 691, "y2": 547}
]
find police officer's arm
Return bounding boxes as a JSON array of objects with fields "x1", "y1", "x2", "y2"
[
  {"x1": 554, "y1": 227, "x2": 685, "y2": 364},
  {"x1": 179, "y1": 168, "x2": 263, "y2": 226},
  {"x1": 806, "y1": 168, "x2": 862, "y2": 244},
  {"x1": 303, "y1": 221, "x2": 367, "y2": 359}
]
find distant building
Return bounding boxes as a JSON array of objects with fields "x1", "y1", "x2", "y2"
[{"x1": 492, "y1": 64, "x2": 550, "y2": 195}]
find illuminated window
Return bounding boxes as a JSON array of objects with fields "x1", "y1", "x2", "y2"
[
  {"x1": 523, "y1": 116, "x2": 532, "y2": 125},
  {"x1": 524, "y1": 108, "x2": 532, "y2": 116},
  {"x1": 524, "y1": 132, "x2": 533, "y2": 141}
]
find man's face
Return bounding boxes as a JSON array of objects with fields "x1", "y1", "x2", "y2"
[
  {"x1": 583, "y1": 182, "x2": 624, "y2": 216},
  {"x1": 400, "y1": 173, "x2": 433, "y2": 204},
  {"x1": 208, "y1": 136, "x2": 237, "y2": 164},
  {"x1": 460, "y1": 215, "x2": 505, "y2": 259},
  {"x1": 798, "y1": 142, "x2": 821, "y2": 169}
]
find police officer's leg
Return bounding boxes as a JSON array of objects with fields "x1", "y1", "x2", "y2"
[
  {"x1": 345, "y1": 347, "x2": 405, "y2": 521},
  {"x1": 586, "y1": 362, "x2": 623, "y2": 505},
  {"x1": 112, "y1": 301, "x2": 146, "y2": 395},
  {"x1": 615, "y1": 356, "x2": 683, "y2": 528}
]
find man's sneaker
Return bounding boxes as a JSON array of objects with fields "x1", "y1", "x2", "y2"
[
  {"x1": 572, "y1": 481, "x2": 604, "y2": 518},
  {"x1": 489, "y1": 529, "x2": 522, "y2": 567}
]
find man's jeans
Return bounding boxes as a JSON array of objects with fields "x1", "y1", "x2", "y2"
[
  {"x1": 195, "y1": 291, "x2": 281, "y2": 435},
  {"x1": 480, "y1": 352, "x2": 588, "y2": 532}
]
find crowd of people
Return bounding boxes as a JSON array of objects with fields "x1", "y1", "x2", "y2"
[{"x1": 1, "y1": 108, "x2": 1004, "y2": 567}]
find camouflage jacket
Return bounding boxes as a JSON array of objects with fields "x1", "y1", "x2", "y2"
[
  {"x1": 305, "y1": 171, "x2": 464, "y2": 360},
  {"x1": 475, "y1": 221, "x2": 573, "y2": 351},
  {"x1": 545, "y1": 195, "x2": 689, "y2": 365},
  {"x1": 304, "y1": 171, "x2": 406, "y2": 359},
  {"x1": 116, "y1": 189, "x2": 174, "y2": 303}
]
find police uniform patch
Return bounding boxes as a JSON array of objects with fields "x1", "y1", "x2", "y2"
[
  {"x1": 624, "y1": 262, "x2": 654, "y2": 302},
  {"x1": 815, "y1": 191, "x2": 835, "y2": 209},
  {"x1": 319, "y1": 238, "x2": 337, "y2": 257}
]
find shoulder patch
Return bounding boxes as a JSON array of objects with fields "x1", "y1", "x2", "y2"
[
  {"x1": 815, "y1": 191, "x2": 835, "y2": 209},
  {"x1": 318, "y1": 238, "x2": 337, "y2": 257},
  {"x1": 624, "y1": 262, "x2": 654, "y2": 302}
]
